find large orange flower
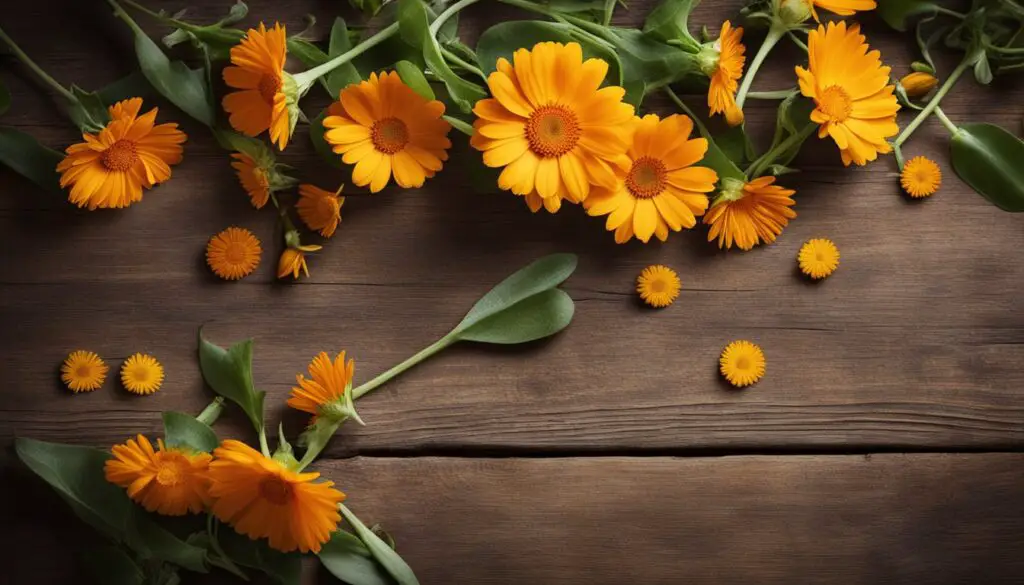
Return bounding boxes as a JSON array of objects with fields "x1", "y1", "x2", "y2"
[
  {"x1": 471, "y1": 42, "x2": 634, "y2": 209},
  {"x1": 223, "y1": 22, "x2": 291, "y2": 150},
  {"x1": 57, "y1": 98, "x2": 186, "y2": 209},
  {"x1": 208, "y1": 440, "x2": 344, "y2": 553}
]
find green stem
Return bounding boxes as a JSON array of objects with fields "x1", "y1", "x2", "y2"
[
  {"x1": 351, "y1": 335, "x2": 456, "y2": 400},
  {"x1": 442, "y1": 47, "x2": 486, "y2": 81},
  {"x1": 894, "y1": 56, "x2": 972, "y2": 147},
  {"x1": 933, "y1": 6, "x2": 966, "y2": 19},
  {"x1": 735, "y1": 21, "x2": 787, "y2": 111},
  {"x1": 933, "y1": 106, "x2": 959, "y2": 134},
  {"x1": 120, "y1": 0, "x2": 171, "y2": 23},
  {"x1": 196, "y1": 397, "x2": 225, "y2": 426},
  {"x1": 747, "y1": 89, "x2": 795, "y2": 100},
  {"x1": 499, "y1": 0, "x2": 616, "y2": 46},
  {"x1": 787, "y1": 30, "x2": 808, "y2": 52},
  {"x1": 430, "y1": 0, "x2": 480, "y2": 37},
  {"x1": 292, "y1": 23, "x2": 399, "y2": 91},
  {"x1": 0, "y1": 25, "x2": 76, "y2": 102},
  {"x1": 444, "y1": 115, "x2": 474, "y2": 136},
  {"x1": 746, "y1": 122, "x2": 815, "y2": 179},
  {"x1": 258, "y1": 425, "x2": 270, "y2": 458}
]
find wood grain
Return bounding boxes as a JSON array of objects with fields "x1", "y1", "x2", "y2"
[{"x1": 5, "y1": 453, "x2": 1024, "y2": 584}]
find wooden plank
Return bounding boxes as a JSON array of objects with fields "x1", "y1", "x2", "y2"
[{"x1": 4, "y1": 453, "x2": 1024, "y2": 583}]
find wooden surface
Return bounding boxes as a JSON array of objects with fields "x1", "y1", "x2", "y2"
[{"x1": 1, "y1": 0, "x2": 1023, "y2": 583}]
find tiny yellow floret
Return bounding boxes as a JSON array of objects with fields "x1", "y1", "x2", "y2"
[
  {"x1": 121, "y1": 353, "x2": 164, "y2": 395},
  {"x1": 636, "y1": 265, "x2": 681, "y2": 308},
  {"x1": 61, "y1": 350, "x2": 108, "y2": 393},
  {"x1": 798, "y1": 238, "x2": 840, "y2": 279},
  {"x1": 900, "y1": 156, "x2": 942, "y2": 198},
  {"x1": 719, "y1": 340, "x2": 765, "y2": 388}
]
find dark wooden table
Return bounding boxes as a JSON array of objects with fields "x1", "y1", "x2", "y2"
[{"x1": 2, "y1": 1, "x2": 1023, "y2": 583}]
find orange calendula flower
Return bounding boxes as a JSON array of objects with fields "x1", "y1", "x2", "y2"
[
  {"x1": 61, "y1": 350, "x2": 108, "y2": 393},
  {"x1": 704, "y1": 176, "x2": 797, "y2": 250},
  {"x1": 287, "y1": 351, "x2": 355, "y2": 419},
  {"x1": 223, "y1": 22, "x2": 292, "y2": 150},
  {"x1": 297, "y1": 184, "x2": 345, "y2": 238},
  {"x1": 277, "y1": 245, "x2": 321, "y2": 280},
  {"x1": 206, "y1": 227, "x2": 262, "y2": 280},
  {"x1": 585, "y1": 114, "x2": 718, "y2": 244},
  {"x1": 231, "y1": 153, "x2": 272, "y2": 209},
  {"x1": 105, "y1": 434, "x2": 212, "y2": 516},
  {"x1": 208, "y1": 439, "x2": 345, "y2": 553},
  {"x1": 706, "y1": 21, "x2": 746, "y2": 126},
  {"x1": 324, "y1": 72, "x2": 451, "y2": 193},
  {"x1": 796, "y1": 22, "x2": 899, "y2": 166},
  {"x1": 471, "y1": 41, "x2": 635, "y2": 209},
  {"x1": 57, "y1": 98, "x2": 186, "y2": 210}
]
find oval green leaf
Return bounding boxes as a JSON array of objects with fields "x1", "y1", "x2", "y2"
[
  {"x1": 162, "y1": 412, "x2": 219, "y2": 453},
  {"x1": 197, "y1": 332, "x2": 266, "y2": 433},
  {"x1": 950, "y1": 122, "x2": 1024, "y2": 212},
  {"x1": 319, "y1": 531, "x2": 397, "y2": 585},
  {"x1": 457, "y1": 288, "x2": 575, "y2": 344},
  {"x1": 339, "y1": 504, "x2": 419, "y2": 585},
  {"x1": 877, "y1": 0, "x2": 937, "y2": 31},
  {"x1": 395, "y1": 60, "x2": 434, "y2": 100},
  {"x1": 325, "y1": 17, "x2": 363, "y2": 98},
  {"x1": 0, "y1": 127, "x2": 64, "y2": 193},
  {"x1": 643, "y1": 0, "x2": 701, "y2": 47}
]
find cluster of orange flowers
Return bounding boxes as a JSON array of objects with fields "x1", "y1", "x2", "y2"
[{"x1": 104, "y1": 350, "x2": 356, "y2": 553}]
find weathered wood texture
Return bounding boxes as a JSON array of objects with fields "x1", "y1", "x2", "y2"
[{"x1": 5, "y1": 453, "x2": 1024, "y2": 584}]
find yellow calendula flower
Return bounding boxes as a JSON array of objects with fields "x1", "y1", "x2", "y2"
[
  {"x1": 706, "y1": 21, "x2": 746, "y2": 126},
  {"x1": 223, "y1": 23, "x2": 292, "y2": 150},
  {"x1": 231, "y1": 153, "x2": 272, "y2": 209},
  {"x1": 324, "y1": 72, "x2": 451, "y2": 193},
  {"x1": 297, "y1": 184, "x2": 345, "y2": 238},
  {"x1": 105, "y1": 434, "x2": 212, "y2": 516},
  {"x1": 287, "y1": 351, "x2": 355, "y2": 420},
  {"x1": 900, "y1": 71, "x2": 938, "y2": 99},
  {"x1": 57, "y1": 98, "x2": 186, "y2": 210},
  {"x1": 798, "y1": 238, "x2": 840, "y2": 279},
  {"x1": 277, "y1": 245, "x2": 321, "y2": 280},
  {"x1": 121, "y1": 353, "x2": 164, "y2": 395},
  {"x1": 208, "y1": 440, "x2": 345, "y2": 553},
  {"x1": 720, "y1": 340, "x2": 765, "y2": 388},
  {"x1": 704, "y1": 177, "x2": 797, "y2": 251},
  {"x1": 471, "y1": 42, "x2": 635, "y2": 208},
  {"x1": 585, "y1": 114, "x2": 717, "y2": 243},
  {"x1": 636, "y1": 265, "x2": 681, "y2": 308},
  {"x1": 206, "y1": 227, "x2": 262, "y2": 281},
  {"x1": 901, "y1": 156, "x2": 942, "y2": 198},
  {"x1": 61, "y1": 350, "x2": 108, "y2": 393},
  {"x1": 796, "y1": 22, "x2": 899, "y2": 167}
]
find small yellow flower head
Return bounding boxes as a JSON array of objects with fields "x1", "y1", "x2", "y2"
[
  {"x1": 636, "y1": 265, "x2": 681, "y2": 308},
  {"x1": 121, "y1": 353, "x2": 164, "y2": 395},
  {"x1": 206, "y1": 227, "x2": 262, "y2": 281},
  {"x1": 231, "y1": 153, "x2": 272, "y2": 209},
  {"x1": 798, "y1": 238, "x2": 840, "y2": 280},
  {"x1": 720, "y1": 340, "x2": 765, "y2": 388},
  {"x1": 900, "y1": 156, "x2": 942, "y2": 198},
  {"x1": 277, "y1": 245, "x2": 322, "y2": 280},
  {"x1": 297, "y1": 184, "x2": 345, "y2": 238},
  {"x1": 105, "y1": 435, "x2": 212, "y2": 516},
  {"x1": 900, "y1": 72, "x2": 938, "y2": 99},
  {"x1": 288, "y1": 351, "x2": 356, "y2": 421},
  {"x1": 61, "y1": 350, "x2": 108, "y2": 393}
]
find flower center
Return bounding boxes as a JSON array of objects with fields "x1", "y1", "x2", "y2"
[
  {"x1": 76, "y1": 364, "x2": 93, "y2": 378},
  {"x1": 258, "y1": 74, "x2": 282, "y2": 104},
  {"x1": 525, "y1": 105, "x2": 581, "y2": 158},
  {"x1": 129, "y1": 366, "x2": 149, "y2": 383},
  {"x1": 371, "y1": 117, "x2": 410, "y2": 154},
  {"x1": 819, "y1": 85, "x2": 853, "y2": 122},
  {"x1": 155, "y1": 456, "x2": 187, "y2": 486},
  {"x1": 224, "y1": 242, "x2": 248, "y2": 265},
  {"x1": 815, "y1": 251, "x2": 825, "y2": 262},
  {"x1": 650, "y1": 279, "x2": 667, "y2": 293},
  {"x1": 259, "y1": 476, "x2": 293, "y2": 505},
  {"x1": 626, "y1": 157, "x2": 668, "y2": 199},
  {"x1": 102, "y1": 140, "x2": 139, "y2": 172},
  {"x1": 736, "y1": 356, "x2": 751, "y2": 371}
]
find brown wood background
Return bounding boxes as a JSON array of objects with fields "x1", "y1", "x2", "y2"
[{"x1": 1, "y1": 0, "x2": 1023, "y2": 583}]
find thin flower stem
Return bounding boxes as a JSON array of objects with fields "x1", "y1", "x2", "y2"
[
  {"x1": 933, "y1": 106, "x2": 959, "y2": 135},
  {"x1": 430, "y1": 0, "x2": 481, "y2": 37},
  {"x1": 499, "y1": 0, "x2": 616, "y2": 45},
  {"x1": 747, "y1": 89, "x2": 795, "y2": 100},
  {"x1": 292, "y1": 23, "x2": 399, "y2": 90},
  {"x1": 258, "y1": 425, "x2": 271, "y2": 458},
  {"x1": 735, "y1": 21, "x2": 787, "y2": 111},
  {"x1": 0, "y1": 25, "x2": 76, "y2": 102},
  {"x1": 444, "y1": 115, "x2": 474, "y2": 136},
  {"x1": 442, "y1": 47, "x2": 486, "y2": 81},
  {"x1": 350, "y1": 335, "x2": 456, "y2": 400},
  {"x1": 933, "y1": 6, "x2": 966, "y2": 19},
  {"x1": 787, "y1": 30, "x2": 808, "y2": 52},
  {"x1": 746, "y1": 122, "x2": 815, "y2": 179},
  {"x1": 120, "y1": 0, "x2": 169, "y2": 23},
  {"x1": 196, "y1": 397, "x2": 225, "y2": 426},
  {"x1": 894, "y1": 56, "x2": 972, "y2": 147}
]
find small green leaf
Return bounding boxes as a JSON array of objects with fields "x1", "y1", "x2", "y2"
[
  {"x1": 950, "y1": 122, "x2": 1024, "y2": 212},
  {"x1": 0, "y1": 77, "x2": 10, "y2": 116},
  {"x1": 310, "y1": 109, "x2": 343, "y2": 169},
  {"x1": 325, "y1": 17, "x2": 362, "y2": 98},
  {"x1": 80, "y1": 546, "x2": 145, "y2": 585},
  {"x1": 457, "y1": 288, "x2": 575, "y2": 344},
  {"x1": 395, "y1": 60, "x2": 434, "y2": 100},
  {"x1": 287, "y1": 37, "x2": 329, "y2": 69},
  {"x1": 319, "y1": 531, "x2": 396, "y2": 585},
  {"x1": 974, "y1": 53, "x2": 993, "y2": 84},
  {"x1": 642, "y1": 0, "x2": 701, "y2": 48},
  {"x1": 877, "y1": 0, "x2": 938, "y2": 31},
  {"x1": 218, "y1": 528, "x2": 302, "y2": 585},
  {"x1": 66, "y1": 85, "x2": 111, "y2": 133},
  {"x1": 340, "y1": 504, "x2": 419, "y2": 585},
  {"x1": 0, "y1": 127, "x2": 64, "y2": 193},
  {"x1": 162, "y1": 412, "x2": 218, "y2": 453},
  {"x1": 716, "y1": 125, "x2": 755, "y2": 166},
  {"x1": 605, "y1": 28, "x2": 701, "y2": 106},
  {"x1": 197, "y1": 332, "x2": 266, "y2": 434}
]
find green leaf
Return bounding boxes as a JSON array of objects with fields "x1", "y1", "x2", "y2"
[
  {"x1": 115, "y1": 5, "x2": 215, "y2": 126},
  {"x1": 398, "y1": 0, "x2": 486, "y2": 113},
  {"x1": 0, "y1": 77, "x2": 10, "y2": 116},
  {"x1": 395, "y1": 60, "x2": 435, "y2": 100},
  {"x1": 0, "y1": 127, "x2": 64, "y2": 193},
  {"x1": 125, "y1": 507, "x2": 208, "y2": 573},
  {"x1": 325, "y1": 18, "x2": 363, "y2": 98},
  {"x1": 310, "y1": 109, "x2": 343, "y2": 169},
  {"x1": 218, "y1": 528, "x2": 302, "y2": 585},
  {"x1": 877, "y1": 0, "x2": 938, "y2": 31},
  {"x1": 288, "y1": 37, "x2": 329, "y2": 69},
  {"x1": 96, "y1": 72, "x2": 152, "y2": 105},
  {"x1": 66, "y1": 85, "x2": 111, "y2": 133},
  {"x1": 973, "y1": 52, "x2": 993, "y2": 84},
  {"x1": 716, "y1": 125, "x2": 755, "y2": 166},
  {"x1": 642, "y1": 0, "x2": 701, "y2": 48},
  {"x1": 950, "y1": 122, "x2": 1024, "y2": 212},
  {"x1": 457, "y1": 288, "x2": 575, "y2": 344},
  {"x1": 340, "y1": 504, "x2": 419, "y2": 585},
  {"x1": 197, "y1": 332, "x2": 266, "y2": 434},
  {"x1": 319, "y1": 531, "x2": 397, "y2": 585},
  {"x1": 80, "y1": 546, "x2": 145, "y2": 585},
  {"x1": 162, "y1": 412, "x2": 218, "y2": 453},
  {"x1": 606, "y1": 28, "x2": 701, "y2": 105},
  {"x1": 350, "y1": 0, "x2": 386, "y2": 16},
  {"x1": 14, "y1": 438, "x2": 130, "y2": 539}
]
